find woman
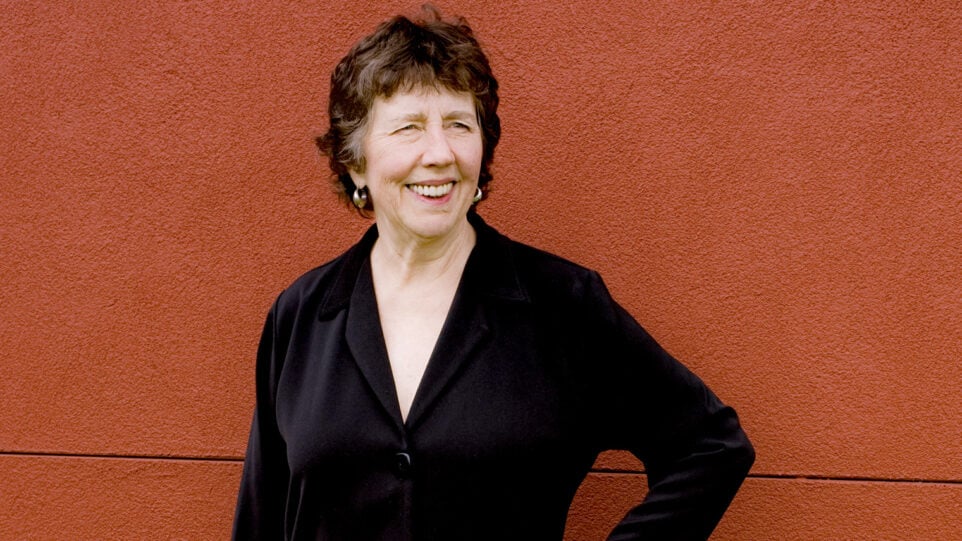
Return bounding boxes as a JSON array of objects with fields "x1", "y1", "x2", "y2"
[{"x1": 233, "y1": 8, "x2": 753, "y2": 541}]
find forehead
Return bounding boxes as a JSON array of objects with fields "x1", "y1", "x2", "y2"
[{"x1": 369, "y1": 87, "x2": 476, "y2": 121}]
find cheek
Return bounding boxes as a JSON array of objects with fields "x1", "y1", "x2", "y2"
[
  {"x1": 457, "y1": 141, "x2": 484, "y2": 174},
  {"x1": 366, "y1": 151, "x2": 409, "y2": 183}
]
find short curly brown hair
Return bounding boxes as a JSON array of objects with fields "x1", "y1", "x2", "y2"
[{"x1": 315, "y1": 6, "x2": 501, "y2": 213}]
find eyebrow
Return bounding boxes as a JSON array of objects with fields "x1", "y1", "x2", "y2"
[
  {"x1": 444, "y1": 110, "x2": 477, "y2": 121},
  {"x1": 387, "y1": 110, "x2": 477, "y2": 123},
  {"x1": 389, "y1": 112, "x2": 424, "y2": 122}
]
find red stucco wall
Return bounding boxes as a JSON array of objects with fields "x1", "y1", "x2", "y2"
[{"x1": 2, "y1": 1, "x2": 960, "y2": 538}]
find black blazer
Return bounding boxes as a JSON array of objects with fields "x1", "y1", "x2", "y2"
[{"x1": 233, "y1": 213, "x2": 754, "y2": 541}]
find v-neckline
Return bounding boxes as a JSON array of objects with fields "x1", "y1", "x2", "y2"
[
  {"x1": 371, "y1": 256, "x2": 459, "y2": 424},
  {"x1": 345, "y1": 246, "x2": 491, "y2": 433}
]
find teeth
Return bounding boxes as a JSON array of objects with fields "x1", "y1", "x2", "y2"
[{"x1": 409, "y1": 182, "x2": 454, "y2": 197}]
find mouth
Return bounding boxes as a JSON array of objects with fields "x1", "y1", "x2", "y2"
[{"x1": 406, "y1": 181, "x2": 455, "y2": 198}]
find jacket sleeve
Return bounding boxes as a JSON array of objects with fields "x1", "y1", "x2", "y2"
[
  {"x1": 232, "y1": 301, "x2": 289, "y2": 540},
  {"x1": 578, "y1": 271, "x2": 754, "y2": 541}
]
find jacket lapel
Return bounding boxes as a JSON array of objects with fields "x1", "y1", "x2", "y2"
[
  {"x1": 405, "y1": 213, "x2": 530, "y2": 431},
  {"x1": 344, "y1": 258, "x2": 406, "y2": 430},
  {"x1": 318, "y1": 215, "x2": 531, "y2": 434},
  {"x1": 317, "y1": 225, "x2": 406, "y2": 431},
  {"x1": 404, "y1": 276, "x2": 489, "y2": 431}
]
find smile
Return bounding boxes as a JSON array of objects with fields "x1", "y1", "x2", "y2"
[{"x1": 407, "y1": 182, "x2": 455, "y2": 198}]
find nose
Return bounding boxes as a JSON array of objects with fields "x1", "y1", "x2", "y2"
[{"x1": 420, "y1": 125, "x2": 455, "y2": 167}]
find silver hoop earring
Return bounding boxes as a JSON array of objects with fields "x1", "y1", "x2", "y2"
[
  {"x1": 472, "y1": 187, "x2": 483, "y2": 203},
  {"x1": 352, "y1": 187, "x2": 368, "y2": 209}
]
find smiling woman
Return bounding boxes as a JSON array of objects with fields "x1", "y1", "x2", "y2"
[
  {"x1": 232, "y1": 6, "x2": 753, "y2": 541},
  {"x1": 316, "y1": 6, "x2": 500, "y2": 215},
  {"x1": 352, "y1": 89, "x2": 483, "y2": 250}
]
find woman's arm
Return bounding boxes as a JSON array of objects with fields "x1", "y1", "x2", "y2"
[
  {"x1": 579, "y1": 272, "x2": 754, "y2": 540},
  {"x1": 607, "y1": 406, "x2": 754, "y2": 540},
  {"x1": 232, "y1": 304, "x2": 290, "y2": 540}
]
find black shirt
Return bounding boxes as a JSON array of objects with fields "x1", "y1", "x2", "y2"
[{"x1": 232, "y1": 213, "x2": 754, "y2": 540}]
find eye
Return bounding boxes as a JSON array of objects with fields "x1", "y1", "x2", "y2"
[
  {"x1": 394, "y1": 124, "x2": 417, "y2": 133},
  {"x1": 449, "y1": 121, "x2": 473, "y2": 131}
]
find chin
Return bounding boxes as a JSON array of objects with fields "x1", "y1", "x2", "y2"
[{"x1": 408, "y1": 214, "x2": 468, "y2": 240}]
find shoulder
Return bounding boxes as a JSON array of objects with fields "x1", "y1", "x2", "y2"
[
  {"x1": 271, "y1": 225, "x2": 377, "y2": 324},
  {"x1": 262, "y1": 258, "x2": 341, "y2": 341},
  {"x1": 473, "y1": 217, "x2": 605, "y2": 308},
  {"x1": 274, "y1": 257, "x2": 341, "y2": 312},
  {"x1": 511, "y1": 240, "x2": 598, "y2": 291}
]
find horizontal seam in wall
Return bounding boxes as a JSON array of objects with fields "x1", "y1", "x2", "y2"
[
  {"x1": 0, "y1": 450, "x2": 243, "y2": 463},
  {"x1": 746, "y1": 473, "x2": 962, "y2": 486},
  {"x1": 2, "y1": 451, "x2": 960, "y2": 486},
  {"x1": 592, "y1": 468, "x2": 962, "y2": 486}
]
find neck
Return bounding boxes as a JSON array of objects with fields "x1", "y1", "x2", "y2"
[{"x1": 371, "y1": 219, "x2": 476, "y2": 287}]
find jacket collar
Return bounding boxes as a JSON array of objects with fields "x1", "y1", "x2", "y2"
[
  {"x1": 320, "y1": 212, "x2": 531, "y2": 431},
  {"x1": 316, "y1": 212, "x2": 529, "y2": 320}
]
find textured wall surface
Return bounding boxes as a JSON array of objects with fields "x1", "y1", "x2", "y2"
[{"x1": 2, "y1": 1, "x2": 960, "y2": 539}]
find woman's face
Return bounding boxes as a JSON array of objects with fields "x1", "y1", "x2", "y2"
[{"x1": 350, "y1": 87, "x2": 483, "y2": 246}]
